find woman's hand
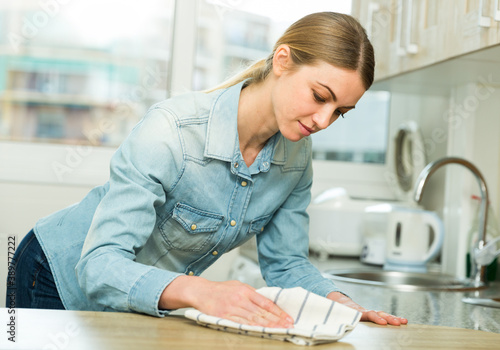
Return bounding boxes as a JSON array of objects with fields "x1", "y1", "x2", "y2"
[
  {"x1": 327, "y1": 291, "x2": 408, "y2": 326},
  {"x1": 160, "y1": 276, "x2": 294, "y2": 328}
]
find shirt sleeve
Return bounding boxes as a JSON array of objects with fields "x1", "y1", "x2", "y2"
[
  {"x1": 75, "y1": 106, "x2": 184, "y2": 317},
  {"x1": 255, "y1": 143, "x2": 341, "y2": 298}
]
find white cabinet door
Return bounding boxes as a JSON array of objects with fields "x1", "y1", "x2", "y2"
[{"x1": 352, "y1": 0, "x2": 500, "y2": 81}]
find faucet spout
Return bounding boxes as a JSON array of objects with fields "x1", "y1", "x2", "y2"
[{"x1": 413, "y1": 157, "x2": 489, "y2": 287}]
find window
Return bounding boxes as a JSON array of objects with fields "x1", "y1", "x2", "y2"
[
  {"x1": 0, "y1": 0, "x2": 175, "y2": 147},
  {"x1": 1, "y1": 0, "x2": 392, "y2": 195},
  {"x1": 193, "y1": 0, "x2": 390, "y2": 165},
  {"x1": 311, "y1": 91, "x2": 390, "y2": 164}
]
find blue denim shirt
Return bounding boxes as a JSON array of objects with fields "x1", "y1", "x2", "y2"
[{"x1": 34, "y1": 81, "x2": 340, "y2": 317}]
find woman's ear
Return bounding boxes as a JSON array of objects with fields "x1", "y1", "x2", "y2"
[{"x1": 272, "y1": 44, "x2": 292, "y2": 77}]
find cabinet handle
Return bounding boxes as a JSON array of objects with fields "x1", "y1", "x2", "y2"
[
  {"x1": 495, "y1": 0, "x2": 500, "y2": 21},
  {"x1": 366, "y1": 2, "x2": 381, "y2": 38},
  {"x1": 406, "y1": 0, "x2": 419, "y2": 54},
  {"x1": 478, "y1": 0, "x2": 492, "y2": 27},
  {"x1": 396, "y1": 0, "x2": 407, "y2": 56}
]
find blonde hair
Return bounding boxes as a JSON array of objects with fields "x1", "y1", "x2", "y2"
[{"x1": 207, "y1": 12, "x2": 374, "y2": 92}]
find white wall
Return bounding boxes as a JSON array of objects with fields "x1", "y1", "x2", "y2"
[{"x1": 443, "y1": 83, "x2": 500, "y2": 278}]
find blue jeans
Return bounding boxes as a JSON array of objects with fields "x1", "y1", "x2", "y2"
[{"x1": 6, "y1": 230, "x2": 65, "y2": 309}]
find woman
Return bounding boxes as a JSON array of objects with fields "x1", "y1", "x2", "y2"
[{"x1": 7, "y1": 12, "x2": 407, "y2": 328}]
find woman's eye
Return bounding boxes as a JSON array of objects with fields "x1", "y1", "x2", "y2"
[
  {"x1": 313, "y1": 91, "x2": 326, "y2": 103},
  {"x1": 334, "y1": 109, "x2": 345, "y2": 118}
]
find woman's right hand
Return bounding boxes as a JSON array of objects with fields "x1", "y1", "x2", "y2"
[{"x1": 159, "y1": 276, "x2": 294, "y2": 328}]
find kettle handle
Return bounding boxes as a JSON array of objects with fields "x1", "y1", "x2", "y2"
[{"x1": 421, "y1": 211, "x2": 445, "y2": 263}]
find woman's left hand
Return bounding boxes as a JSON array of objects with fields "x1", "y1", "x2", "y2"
[{"x1": 327, "y1": 292, "x2": 408, "y2": 326}]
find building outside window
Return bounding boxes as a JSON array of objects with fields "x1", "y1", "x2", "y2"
[
  {"x1": 194, "y1": 0, "x2": 389, "y2": 165},
  {"x1": 0, "y1": 0, "x2": 389, "y2": 165},
  {"x1": 0, "y1": 0, "x2": 175, "y2": 147}
]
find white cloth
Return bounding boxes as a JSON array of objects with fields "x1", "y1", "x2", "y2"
[{"x1": 184, "y1": 286, "x2": 361, "y2": 346}]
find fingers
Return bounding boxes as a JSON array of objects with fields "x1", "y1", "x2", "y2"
[
  {"x1": 378, "y1": 311, "x2": 408, "y2": 326},
  {"x1": 244, "y1": 291, "x2": 294, "y2": 328},
  {"x1": 362, "y1": 310, "x2": 408, "y2": 326},
  {"x1": 202, "y1": 280, "x2": 294, "y2": 329}
]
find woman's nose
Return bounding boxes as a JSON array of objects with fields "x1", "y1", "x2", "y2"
[{"x1": 312, "y1": 108, "x2": 333, "y2": 130}]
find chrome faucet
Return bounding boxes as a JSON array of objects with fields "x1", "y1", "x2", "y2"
[{"x1": 413, "y1": 157, "x2": 489, "y2": 288}]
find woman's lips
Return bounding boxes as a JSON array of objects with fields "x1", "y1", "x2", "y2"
[{"x1": 298, "y1": 121, "x2": 314, "y2": 136}]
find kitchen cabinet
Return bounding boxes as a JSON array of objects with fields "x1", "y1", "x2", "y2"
[{"x1": 352, "y1": 0, "x2": 500, "y2": 81}]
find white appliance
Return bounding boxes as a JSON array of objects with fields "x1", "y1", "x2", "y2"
[
  {"x1": 391, "y1": 121, "x2": 427, "y2": 202},
  {"x1": 308, "y1": 121, "x2": 428, "y2": 261},
  {"x1": 359, "y1": 205, "x2": 390, "y2": 265},
  {"x1": 307, "y1": 188, "x2": 384, "y2": 258},
  {"x1": 360, "y1": 203, "x2": 444, "y2": 271}
]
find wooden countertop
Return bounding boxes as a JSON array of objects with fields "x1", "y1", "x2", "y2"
[{"x1": 1, "y1": 308, "x2": 499, "y2": 349}]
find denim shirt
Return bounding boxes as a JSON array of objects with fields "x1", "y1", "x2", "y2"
[{"x1": 34, "y1": 81, "x2": 340, "y2": 317}]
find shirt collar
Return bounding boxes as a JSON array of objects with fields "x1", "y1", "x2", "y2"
[
  {"x1": 204, "y1": 81, "x2": 243, "y2": 162},
  {"x1": 204, "y1": 81, "x2": 287, "y2": 166}
]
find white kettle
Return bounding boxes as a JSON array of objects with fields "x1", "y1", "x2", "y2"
[{"x1": 383, "y1": 206, "x2": 444, "y2": 272}]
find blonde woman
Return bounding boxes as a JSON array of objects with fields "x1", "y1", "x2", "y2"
[{"x1": 8, "y1": 12, "x2": 407, "y2": 327}]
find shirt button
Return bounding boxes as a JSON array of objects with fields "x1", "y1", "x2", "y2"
[
  {"x1": 188, "y1": 271, "x2": 194, "y2": 276},
  {"x1": 263, "y1": 162, "x2": 269, "y2": 167},
  {"x1": 234, "y1": 162, "x2": 239, "y2": 168},
  {"x1": 230, "y1": 220, "x2": 236, "y2": 226},
  {"x1": 261, "y1": 227, "x2": 264, "y2": 232},
  {"x1": 241, "y1": 181, "x2": 247, "y2": 187},
  {"x1": 212, "y1": 251, "x2": 218, "y2": 256},
  {"x1": 191, "y1": 224, "x2": 197, "y2": 230}
]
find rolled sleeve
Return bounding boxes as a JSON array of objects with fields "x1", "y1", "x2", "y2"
[
  {"x1": 129, "y1": 269, "x2": 183, "y2": 317},
  {"x1": 75, "y1": 107, "x2": 185, "y2": 316}
]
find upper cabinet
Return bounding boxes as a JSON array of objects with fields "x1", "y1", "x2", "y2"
[{"x1": 352, "y1": 0, "x2": 500, "y2": 81}]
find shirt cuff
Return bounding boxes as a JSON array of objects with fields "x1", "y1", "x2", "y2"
[
  {"x1": 128, "y1": 268, "x2": 183, "y2": 317},
  {"x1": 309, "y1": 278, "x2": 347, "y2": 299}
]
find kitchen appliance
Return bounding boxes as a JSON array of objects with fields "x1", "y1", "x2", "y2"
[
  {"x1": 307, "y1": 188, "x2": 384, "y2": 258},
  {"x1": 360, "y1": 203, "x2": 444, "y2": 272},
  {"x1": 308, "y1": 121, "x2": 427, "y2": 260},
  {"x1": 360, "y1": 204, "x2": 391, "y2": 265},
  {"x1": 359, "y1": 121, "x2": 428, "y2": 266},
  {"x1": 392, "y1": 121, "x2": 427, "y2": 203}
]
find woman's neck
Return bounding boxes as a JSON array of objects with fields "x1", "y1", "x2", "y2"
[{"x1": 237, "y1": 79, "x2": 278, "y2": 167}]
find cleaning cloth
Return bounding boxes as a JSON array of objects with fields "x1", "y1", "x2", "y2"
[{"x1": 184, "y1": 286, "x2": 361, "y2": 346}]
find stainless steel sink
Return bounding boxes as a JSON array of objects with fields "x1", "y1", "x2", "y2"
[{"x1": 323, "y1": 269, "x2": 487, "y2": 291}]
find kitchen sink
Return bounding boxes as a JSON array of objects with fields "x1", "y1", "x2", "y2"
[{"x1": 323, "y1": 269, "x2": 487, "y2": 291}]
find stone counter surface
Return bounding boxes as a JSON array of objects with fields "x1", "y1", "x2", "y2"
[
  {"x1": 314, "y1": 257, "x2": 500, "y2": 333},
  {"x1": 218, "y1": 249, "x2": 500, "y2": 333}
]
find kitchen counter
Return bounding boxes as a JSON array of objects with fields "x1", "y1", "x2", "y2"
[
  {"x1": 312, "y1": 257, "x2": 500, "y2": 333},
  {"x1": 1, "y1": 307, "x2": 499, "y2": 349},
  {"x1": 234, "y1": 247, "x2": 500, "y2": 333}
]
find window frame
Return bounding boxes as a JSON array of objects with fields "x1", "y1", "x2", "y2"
[{"x1": 1, "y1": 0, "x2": 396, "y2": 201}]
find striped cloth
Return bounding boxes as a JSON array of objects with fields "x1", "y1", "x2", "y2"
[{"x1": 184, "y1": 286, "x2": 361, "y2": 346}]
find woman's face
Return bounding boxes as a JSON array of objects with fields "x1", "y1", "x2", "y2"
[{"x1": 271, "y1": 59, "x2": 366, "y2": 142}]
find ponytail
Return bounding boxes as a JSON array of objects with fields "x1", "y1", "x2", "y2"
[{"x1": 204, "y1": 54, "x2": 273, "y2": 92}]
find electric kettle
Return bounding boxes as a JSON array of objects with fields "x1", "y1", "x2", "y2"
[{"x1": 383, "y1": 206, "x2": 444, "y2": 272}]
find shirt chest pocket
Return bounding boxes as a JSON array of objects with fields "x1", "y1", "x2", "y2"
[{"x1": 159, "y1": 203, "x2": 224, "y2": 252}]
